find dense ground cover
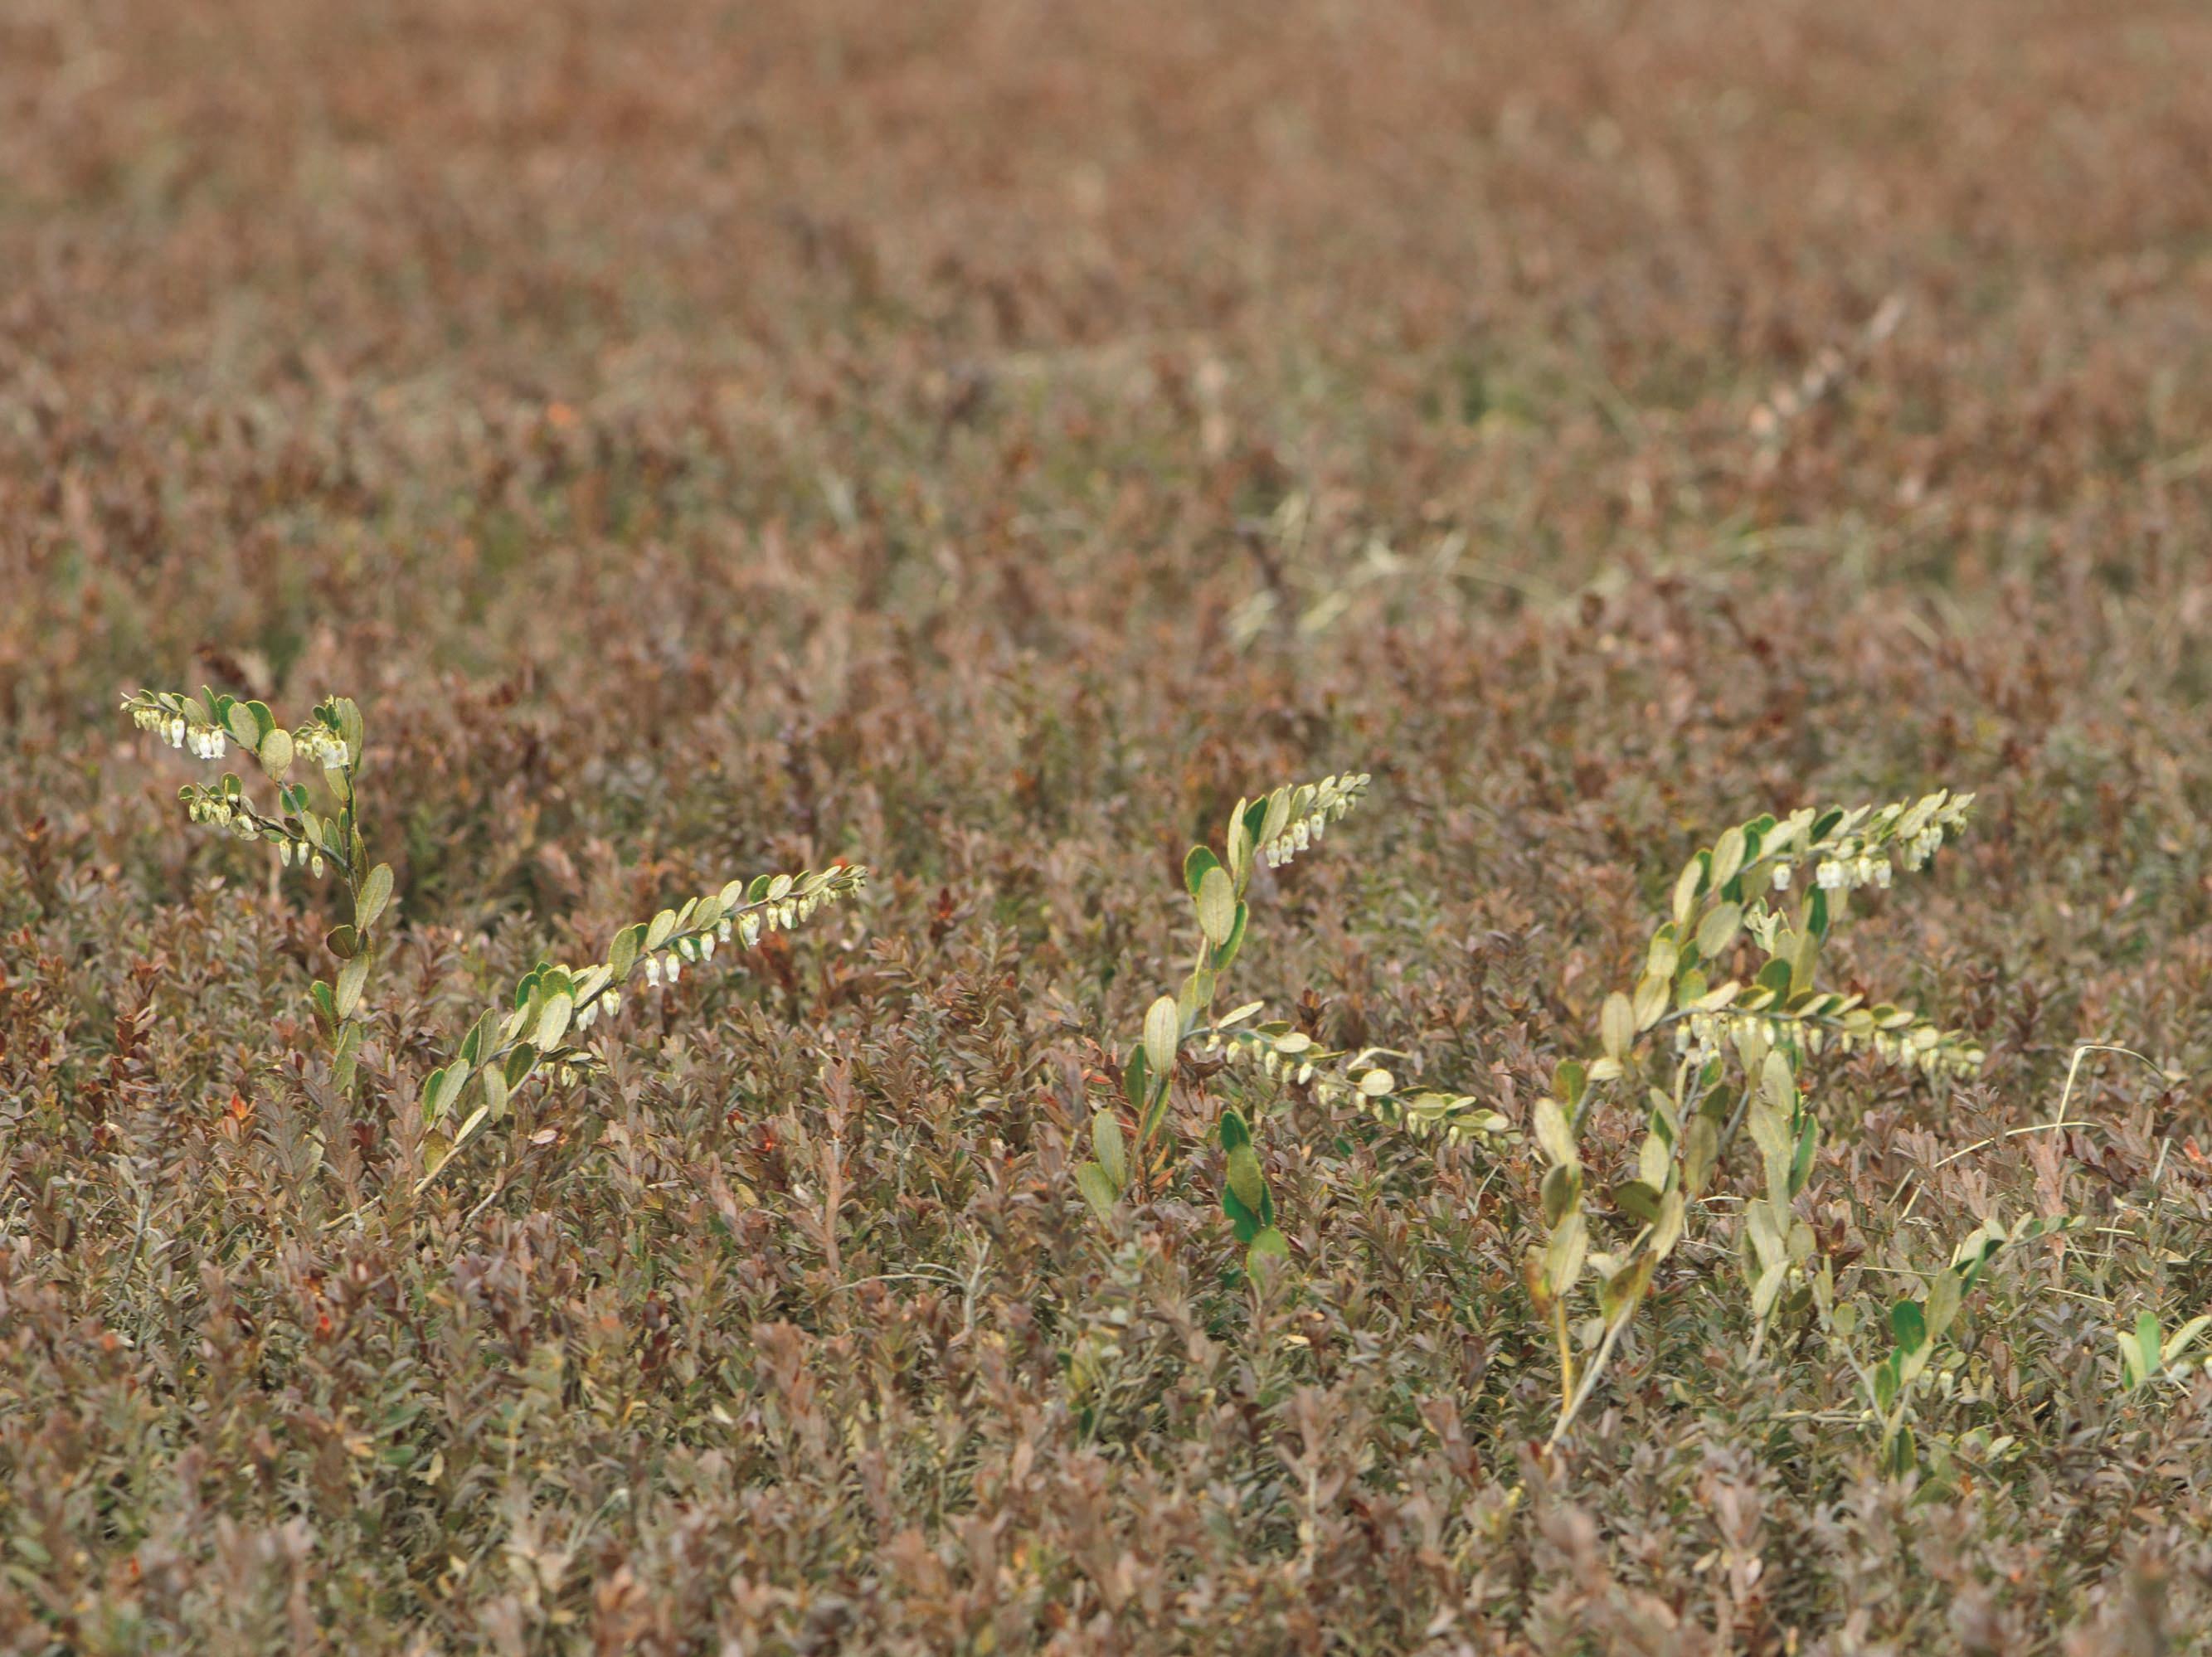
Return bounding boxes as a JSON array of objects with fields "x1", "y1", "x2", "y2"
[{"x1": 5, "y1": 0, "x2": 2212, "y2": 1649}]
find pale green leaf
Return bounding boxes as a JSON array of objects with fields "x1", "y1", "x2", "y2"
[
  {"x1": 356, "y1": 863, "x2": 394, "y2": 934},
  {"x1": 1091, "y1": 1110, "x2": 1128, "y2": 1191},
  {"x1": 1142, "y1": 995, "x2": 1181, "y2": 1086},
  {"x1": 1195, "y1": 865, "x2": 1237, "y2": 946},
  {"x1": 259, "y1": 726, "x2": 294, "y2": 781}
]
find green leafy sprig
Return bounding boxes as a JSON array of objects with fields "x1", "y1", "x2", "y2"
[
  {"x1": 1076, "y1": 774, "x2": 1504, "y2": 1268},
  {"x1": 416, "y1": 863, "x2": 868, "y2": 1186},
  {"x1": 125, "y1": 686, "x2": 385, "y2": 1093},
  {"x1": 1845, "y1": 1213, "x2": 2082, "y2": 1475},
  {"x1": 125, "y1": 685, "x2": 871, "y2": 1193}
]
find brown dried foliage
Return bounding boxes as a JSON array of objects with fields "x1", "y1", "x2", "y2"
[{"x1": 4, "y1": 0, "x2": 2212, "y2": 1650}]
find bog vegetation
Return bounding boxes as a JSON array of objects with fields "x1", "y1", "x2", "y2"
[{"x1": 5, "y1": 1, "x2": 2212, "y2": 1652}]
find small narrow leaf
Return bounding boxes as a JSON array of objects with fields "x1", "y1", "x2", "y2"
[
  {"x1": 609, "y1": 923, "x2": 642, "y2": 982},
  {"x1": 1788, "y1": 1112, "x2": 1818, "y2": 1198},
  {"x1": 333, "y1": 1023, "x2": 361, "y2": 1093},
  {"x1": 1681, "y1": 1115, "x2": 1719, "y2": 1198},
  {"x1": 1711, "y1": 825, "x2": 1748, "y2": 890},
  {"x1": 2137, "y1": 1311, "x2": 2165, "y2": 1389},
  {"x1": 1123, "y1": 1045, "x2": 1151, "y2": 1113},
  {"x1": 1225, "y1": 1144, "x2": 1268, "y2": 1216},
  {"x1": 1924, "y1": 1267, "x2": 1962, "y2": 1344},
  {"x1": 1533, "y1": 1097, "x2": 1578, "y2": 1167},
  {"x1": 1540, "y1": 1162, "x2": 1581, "y2": 1227},
  {"x1": 1761, "y1": 1048, "x2": 1796, "y2": 1112},
  {"x1": 2164, "y1": 1315, "x2": 2211, "y2": 1368},
  {"x1": 1671, "y1": 856, "x2": 1706, "y2": 925},
  {"x1": 1226, "y1": 807, "x2": 1254, "y2": 892},
  {"x1": 1208, "y1": 901, "x2": 1249, "y2": 969},
  {"x1": 1751, "y1": 1261, "x2": 1789, "y2": 1319},
  {"x1": 450, "y1": 1101, "x2": 491, "y2": 1154},
  {"x1": 1650, "y1": 1188, "x2": 1686, "y2": 1258}
]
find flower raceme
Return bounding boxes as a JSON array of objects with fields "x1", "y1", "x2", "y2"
[
  {"x1": 416, "y1": 863, "x2": 868, "y2": 1184},
  {"x1": 1256, "y1": 772, "x2": 1369, "y2": 870}
]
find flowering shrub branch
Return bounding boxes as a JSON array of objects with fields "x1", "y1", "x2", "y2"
[
  {"x1": 126, "y1": 685, "x2": 383, "y2": 1093},
  {"x1": 1076, "y1": 774, "x2": 1505, "y2": 1269},
  {"x1": 1531, "y1": 789, "x2": 1983, "y2": 1446},
  {"x1": 416, "y1": 863, "x2": 868, "y2": 1187},
  {"x1": 124, "y1": 686, "x2": 869, "y2": 1191}
]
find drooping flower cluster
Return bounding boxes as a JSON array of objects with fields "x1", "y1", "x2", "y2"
[
  {"x1": 1672, "y1": 1004, "x2": 1985, "y2": 1080},
  {"x1": 1811, "y1": 853, "x2": 1895, "y2": 893},
  {"x1": 182, "y1": 780, "x2": 242, "y2": 830},
  {"x1": 1258, "y1": 772, "x2": 1371, "y2": 870},
  {"x1": 295, "y1": 724, "x2": 351, "y2": 769},
  {"x1": 630, "y1": 865, "x2": 867, "y2": 1003},
  {"x1": 278, "y1": 841, "x2": 328, "y2": 877},
  {"x1": 173, "y1": 778, "x2": 333, "y2": 875},
  {"x1": 132, "y1": 702, "x2": 229, "y2": 760},
  {"x1": 537, "y1": 865, "x2": 876, "y2": 1048},
  {"x1": 1766, "y1": 790, "x2": 1975, "y2": 897},
  {"x1": 415, "y1": 860, "x2": 873, "y2": 1180},
  {"x1": 1202, "y1": 1017, "x2": 1512, "y2": 1144}
]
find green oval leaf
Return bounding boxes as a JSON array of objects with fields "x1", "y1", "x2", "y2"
[
  {"x1": 1184, "y1": 844, "x2": 1224, "y2": 899},
  {"x1": 1075, "y1": 1162, "x2": 1121, "y2": 1222},
  {"x1": 356, "y1": 863, "x2": 394, "y2": 933},
  {"x1": 1600, "y1": 992, "x2": 1635, "y2": 1062},
  {"x1": 1195, "y1": 865, "x2": 1237, "y2": 946},
  {"x1": 1695, "y1": 901, "x2": 1743, "y2": 959},
  {"x1": 258, "y1": 726, "x2": 294, "y2": 781},
  {"x1": 1091, "y1": 1110, "x2": 1128, "y2": 1191},
  {"x1": 333, "y1": 950, "x2": 369, "y2": 1021},
  {"x1": 1142, "y1": 995, "x2": 1181, "y2": 1088},
  {"x1": 535, "y1": 992, "x2": 573, "y2": 1052}
]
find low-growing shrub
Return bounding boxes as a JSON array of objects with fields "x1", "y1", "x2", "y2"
[
  {"x1": 1527, "y1": 790, "x2": 1989, "y2": 1441},
  {"x1": 120, "y1": 685, "x2": 868, "y2": 1187}
]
